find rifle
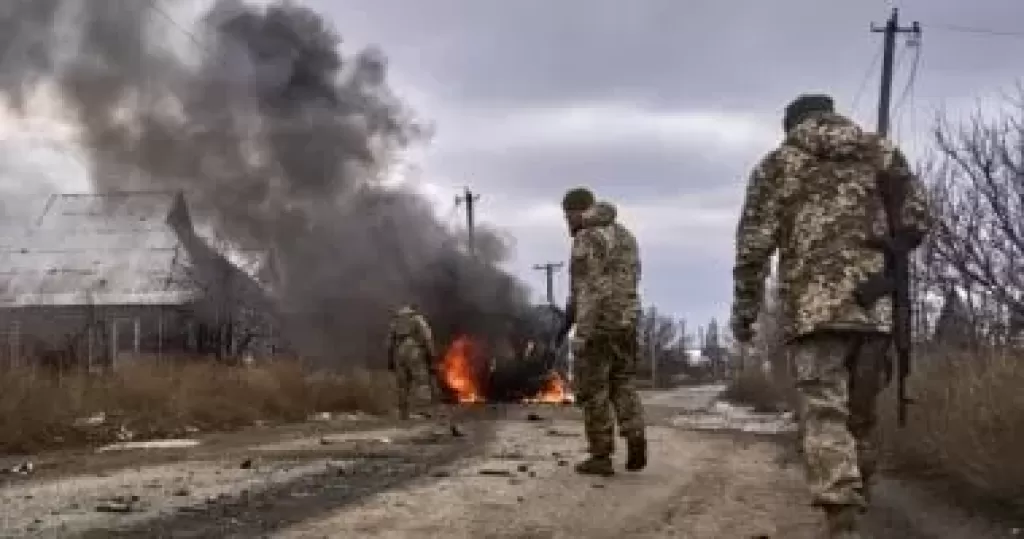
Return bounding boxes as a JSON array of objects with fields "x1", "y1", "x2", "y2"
[
  {"x1": 854, "y1": 169, "x2": 922, "y2": 428},
  {"x1": 554, "y1": 303, "x2": 575, "y2": 348}
]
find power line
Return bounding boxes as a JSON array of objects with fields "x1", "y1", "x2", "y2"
[
  {"x1": 928, "y1": 23, "x2": 1024, "y2": 39},
  {"x1": 850, "y1": 47, "x2": 883, "y2": 116},
  {"x1": 893, "y1": 39, "x2": 922, "y2": 142}
]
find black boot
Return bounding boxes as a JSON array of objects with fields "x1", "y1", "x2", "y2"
[
  {"x1": 625, "y1": 434, "x2": 647, "y2": 471},
  {"x1": 574, "y1": 456, "x2": 614, "y2": 477}
]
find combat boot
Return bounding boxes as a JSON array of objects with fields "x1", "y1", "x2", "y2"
[
  {"x1": 625, "y1": 434, "x2": 647, "y2": 471},
  {"x1": 574, "y1": 456, "x2": 614, "y2": 477},
  {"x1": 824, "y1": 505, "x2": 861, "y2": 539}
]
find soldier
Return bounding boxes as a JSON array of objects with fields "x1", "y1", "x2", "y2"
[
  {"x1": 386, "y1": 304, "x2": 438, "y2": 420},
  {"x1": 562, "y1": 188, "x2": 647, "y2": 477},
  {"x1": 730, "y1": 94, "x2": 931, "y2": 538}
]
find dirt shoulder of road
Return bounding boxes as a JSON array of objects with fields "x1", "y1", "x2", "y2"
[{"x1": 0, "y1": 409, "x2": 493, "y2": 538}]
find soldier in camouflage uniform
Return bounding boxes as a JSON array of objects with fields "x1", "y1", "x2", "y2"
[
  {"x1": 562, "y1": 188, "x2": 647, "y2": 477},
  {"x1": 730, "y1": 94, "x2": 931, "y2": 538},
  {"x1": 386, "y1": 305, "x2": 438, "y2": 420}
]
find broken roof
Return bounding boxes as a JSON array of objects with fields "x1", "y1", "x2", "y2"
[{"x1": 0, "y1": 191, "x2": 248, "y2": 307}]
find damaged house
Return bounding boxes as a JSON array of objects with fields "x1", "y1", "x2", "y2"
[{"x1": 0, "y1": 191, "x2": 281, "y2": 369}]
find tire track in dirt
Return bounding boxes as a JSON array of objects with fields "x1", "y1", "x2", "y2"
[{"x1": 70, "y1": 420, "x2": 494, "y2": 539}]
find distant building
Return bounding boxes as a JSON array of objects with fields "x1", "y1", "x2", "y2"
[{"x1": 0, "y1": 191, "x2": 281, "y2": 370}]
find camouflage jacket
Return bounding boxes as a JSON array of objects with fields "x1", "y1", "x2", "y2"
[
  {"x1": 387, "y1": 307, "x2": 436, "y2": 358},
  {"x1": 569, "y1": 201, "x2": 642, "y2": 341},
  {"x1": 732, "y1": 112, "x2": 932, "y2": 341}
]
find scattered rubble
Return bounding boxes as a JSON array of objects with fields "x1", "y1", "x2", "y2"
[
  {"x1": 2, "y1": 461, "x2": 34, "y2": 475},
  {"x1": 74, "y1": 412, "x2": 108, "y2": 427},
  {"x1": 96, "y1": 495, "x2": 143, "y2": 513}
]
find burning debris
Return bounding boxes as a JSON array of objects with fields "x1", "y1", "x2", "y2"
[{"x1": 438, "y1": 334, "x2": 574, "y2": 405}]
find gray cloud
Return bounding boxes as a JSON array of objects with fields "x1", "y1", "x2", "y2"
[{"x1": 310, "y1": 0, "x2": 1024, "y2": 330}]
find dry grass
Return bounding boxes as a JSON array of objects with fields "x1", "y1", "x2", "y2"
[
  {"x1": 725, "y1": 345, "x2": 1024, "y2": 514},
  {"x1": 719, "y1": 367, "x2": 793, "y2": 413},
  {"x1": 0, "y1": 359, "x2": 394, "y2": 454},
  {"x1": 880, "y1": 347, "x2": 1024, "y2": 514}
]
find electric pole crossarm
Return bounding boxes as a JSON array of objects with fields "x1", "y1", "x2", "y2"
[
  {"x1": 871, "y1": 8, "x2": 922, "y2": 137},
  {"x1": 532, "y1": 262, "x2": 564, "y2": 306}
]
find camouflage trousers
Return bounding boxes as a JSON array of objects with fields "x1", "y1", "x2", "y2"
[
  {"x1": 573, "y1": 327, "x2": 646, "y2": 457},
  {"x1": 792, "y1": 332, "x2": 891, "y2": 508},
  {"x1": 394, "y1": 346, "x2": 435, "y2": 419}
]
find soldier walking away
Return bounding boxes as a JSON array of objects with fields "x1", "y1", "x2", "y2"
[
  {"x1": 561, "y1": 188, "x2": 647, "y2": 477},
  {"x1": 387, "y1": 304, "x2": 438, "y2": 421},
  {"x1": 730, "y1": 94, "x2": 931, "y2": 538}
]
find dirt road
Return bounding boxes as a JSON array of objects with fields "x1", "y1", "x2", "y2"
[{"x1": 0, "y1": 386, "x2": 1018, "y2": 538}]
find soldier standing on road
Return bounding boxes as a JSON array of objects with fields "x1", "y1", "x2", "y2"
[
  {"x1": 387, "y1": 304, "x2": 438, "y2": 421},
  {"x1": 561, "y1": 188, "x2": 647, "y2": 477},
  {"x1": 730, "y1": 94, "x2": 932, "y2": 538}
]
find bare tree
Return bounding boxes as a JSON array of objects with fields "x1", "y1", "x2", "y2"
[{"x1": 923, "y1": 85, "x2": 1024, "y2": 346}]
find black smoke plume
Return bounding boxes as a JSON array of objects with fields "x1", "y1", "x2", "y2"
[{"x1": 0, "y1": 0, "x2": 537, "y2": 366}]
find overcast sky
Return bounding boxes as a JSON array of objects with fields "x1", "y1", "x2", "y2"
[
  {"x1": 304, "y1": 0, "x2": 1024, "y2": 331},
  {"x1": 2, "y1": 0, "x2": 1023, "y2": 335}
]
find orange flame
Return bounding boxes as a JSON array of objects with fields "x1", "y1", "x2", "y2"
[
  {"x1": 523, "y1": 370, "x2": 574, "y2": 404},
  {"x1": 442, "y1": 335, "x2": 484, "y2": 403}
]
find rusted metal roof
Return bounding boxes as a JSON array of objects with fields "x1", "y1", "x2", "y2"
[{"x1": 0, "y1": 191, "x2": 217, "y2": 307}]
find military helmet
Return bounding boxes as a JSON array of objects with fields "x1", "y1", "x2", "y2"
[
  {"x1": 561, "y1": 187, "x2": 596, "y2": 212},
  {"x1": 397, "y1": 304, "x2": 416, "y2": 315},
  {"x1": 783, "y1": 93, "x2": 835, "y2": 132}
]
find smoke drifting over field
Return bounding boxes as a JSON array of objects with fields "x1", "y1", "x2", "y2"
[{"x1": 0, "y1": 0, "x2": 533, "y2": 364}]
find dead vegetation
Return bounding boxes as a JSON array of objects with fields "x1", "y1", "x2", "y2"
[
  {"x1": 718, "y1": 368, "x2": 792, "y2": 413},
  {"x1": 723, "y1": 345, "x2": 1024, "y2": 516},
  {"x1": 879, "y1": 347, "x2": 1024, "y2": 516},
  {"x1": 0, "y1": 359, "x2": 394, "y2": 453}
]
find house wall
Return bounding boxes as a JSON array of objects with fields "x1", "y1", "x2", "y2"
[
  {"x1": 0, "y1": 305, "x2": 203, "y2": 369},
  {"x1": 0, "y1": 303, "x2": 285, "y2": 370}
]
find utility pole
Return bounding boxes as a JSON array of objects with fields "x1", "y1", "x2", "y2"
[
  {"x1": 871, "y1": 8, "x2": 921, "y2": 137},
  {"x1": 455, "y1": 187, "x2": 480, "y2": 257},
  {"x1": 532, "y1": 262, "x2": 563, "y2": 305}
]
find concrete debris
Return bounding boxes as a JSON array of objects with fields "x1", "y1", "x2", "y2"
[
  {"x1": 97, "y1": 439, "x2": 201, "y2": 452},
  {"x1": 309, "y1": 412, "x2": 333, "y2": 422},
  {"x1": 3, "y1": 461, "x2": 34, "y2": 475},
  {"x1": 95, "y1": 495, "x2": 142, "y2": 513},
  {"x1": 114, "y1": 425, "x2": 135, "y2": 442},
  {"x1": 73, "y1": 413, "x2": 107, "y2": 427}
]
